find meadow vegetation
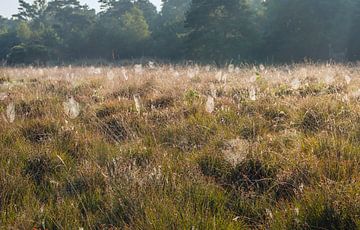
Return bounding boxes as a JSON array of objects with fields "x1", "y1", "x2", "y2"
[{"x1": 1, "y1": 64, "x2": 360, "y2": 229}]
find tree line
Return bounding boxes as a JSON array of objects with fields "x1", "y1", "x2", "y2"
[{"x1": 1, "y1": 0, "x2": 360, "y2": 65}]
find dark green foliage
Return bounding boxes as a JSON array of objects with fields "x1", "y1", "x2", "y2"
[
  {"x1": 7, "y1": 44, "x2": 49, "y2": 65},
  {"x1": 348, "y1": 0, "x2": 360, "y2": 61},
  {"x1": 275, "y1": 167, "x2": 314, "y2": 200},
  {"x1": 263, "y1": 0, "x2": 355, "y2": 62},
  {"x1": 185, "y1": 0, "x2": 259, "y2": 64},
  {"x1": 198, "y1": 155, "x2": 278, "y2": 194},
  {"x1": 238, "y1": 117, "x2": 265, "y2": 140},
  {"x1": 0, "y1": 31, "x2": 19, "y2": 61},
  {"x1": 1, "y1": 0, "x2": 360, "y2": 63},
  {"x1": 65, "y1": 172, "x2": 106, "y2": 196},
  {"x1": 239, "y1": 124, "x2": 258, "y2": 140},
  {"x1": 150, "y1": 0, "x2": 191, "y2": 59}
]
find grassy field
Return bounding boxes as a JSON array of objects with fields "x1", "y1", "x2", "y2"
[{"x1": 1, "y1": 64, "x2": 360, "y2": 229}]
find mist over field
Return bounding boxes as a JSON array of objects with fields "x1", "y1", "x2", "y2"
[
  {"x1": 1, "y1": 0, "x2": 360, "y2": 229},
  {"x1": 1, "y1": 0, "x2": 360, "y2": 64}
]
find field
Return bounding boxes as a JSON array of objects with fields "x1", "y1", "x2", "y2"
[{"x1": 1, "y1": 64, "x2": 360, "y2": 229}]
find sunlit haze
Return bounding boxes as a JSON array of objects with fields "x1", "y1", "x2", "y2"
[{"x1": 0, "y1": 0, "x2": 162, "y2": 18}]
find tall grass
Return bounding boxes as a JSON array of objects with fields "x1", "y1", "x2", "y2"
[{"x1": 0, "y1": 63, "x2": 360, "y2": 229}]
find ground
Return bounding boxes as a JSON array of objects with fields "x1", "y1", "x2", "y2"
[{"x1": 0, "y1": 64, "x2": 360, "y2": 229}]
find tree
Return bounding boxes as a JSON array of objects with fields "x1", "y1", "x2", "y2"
[
  {"x1": 135, "y1": 0, "x2": 158, "y2": 30},
  {"x1": 98, "y1": 0, "x2": 133, "y2": 17},
  {"x1": 0, "y1": 31, "x2": 19, "y2": 62},
  {"x1": 150, "y1": 0, "x2": 191, "y2": 59},
  {"x1": 14, "y1": 0, "x2": 48, "y2": 27},
  {"x1": 7, "y1": 43, "x2": 49, "y2": 65},
  {"x1": 120, "y1": 6, "x2": 150, "y2": 56},
  {"x1": 0, "y1": 16, "x2": 17, "y2": 33},
  {"x1": 4, "y1": 0, "x2": 358, "y2": 64},
  {"x1": 16, "y1": 21, "x2": 32, "y2": 42},
  {"x1": 161, "y1": 0, "x2": 191, "y2": 23},
  {"x1": 185, "y1": 0, "x2": 259, "y2": 64},
  {"x1": 46, "y1": 0, "x2": 97, "y2": 59},
  {"x1": 347, "y1": 0, "x2": 360, "y2": 61},
  {"x1": 263, "y1": 0, "x2": 353, "y2": 62},
  {"x1": 90, "y1": 2, "x2": 150, "y2": 59}
]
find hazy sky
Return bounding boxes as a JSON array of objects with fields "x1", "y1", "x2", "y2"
[{"x1": 0, "y1": 0, "x2": 162, "y2": 18}]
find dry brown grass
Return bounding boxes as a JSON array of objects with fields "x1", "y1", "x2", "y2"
[{"x1": 1, "y1": 63, "x2": 360, "y2": 229}]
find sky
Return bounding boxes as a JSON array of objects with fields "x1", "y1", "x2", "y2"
[{"x1": 0, "y1": 0, "x2": 163, "y2": 18}]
